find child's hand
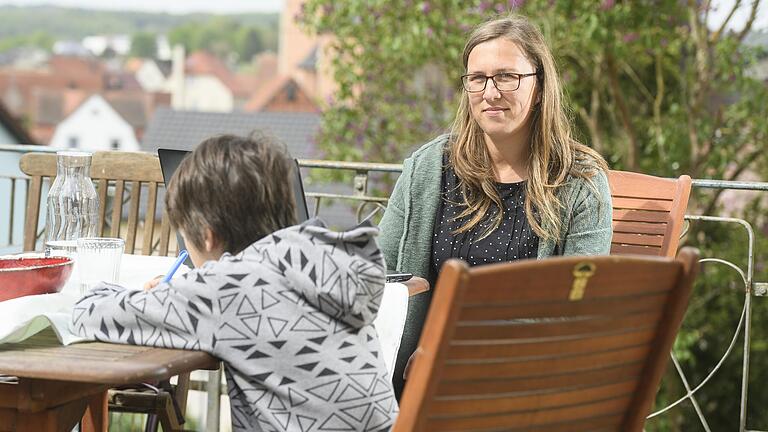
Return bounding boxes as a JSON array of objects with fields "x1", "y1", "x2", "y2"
[{"x1": 143, "y1": 275, "x2": 164, "y2": 291}]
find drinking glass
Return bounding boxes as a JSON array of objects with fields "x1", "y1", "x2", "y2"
[{"x1": 76, "y1": 237, "x2": 124, "y2": 295}]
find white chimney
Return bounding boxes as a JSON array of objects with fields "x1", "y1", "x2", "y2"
[{"x1": 170, "y1": 44, "x2": 186, "y2": 109}]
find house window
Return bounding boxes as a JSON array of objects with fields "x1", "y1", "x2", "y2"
[
  {"x1": 110, "y1": 139, "x2": 120, "y2": 150},
  {"x1": 286, "y1": 82, "x2": 297, "y2": 102},
  {"x1": 68, "y1": 136, "x2": 78, "y2": 148}
]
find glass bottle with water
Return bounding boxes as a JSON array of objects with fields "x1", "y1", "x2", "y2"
[{"x1": 43, "y1": 151, "x2": 99, "y2": 256}]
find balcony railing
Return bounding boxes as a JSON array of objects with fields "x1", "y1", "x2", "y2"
[{"x1": 1, "y1": 145, "x2": 766, "y2": 431}]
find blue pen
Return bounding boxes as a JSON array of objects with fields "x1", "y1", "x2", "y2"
[{"x1": 162, "y1": 250, "x2": 189, "y2": 283}]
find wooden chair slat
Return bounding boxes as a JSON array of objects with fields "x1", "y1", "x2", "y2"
[
  {"x1": 425, "y1": 396, "x2": 631, "y2": 430},
  {"x1": 453, "y1": 311, "x2": 662, "y2": 340},
  {"x1": 90, "y1": 152, "x2": 163, "y2": 182},
  {"x1": 608, "y1": 170, "x2": 679, "y2": 200},
  {"x1": 499, "y1": 414, "x2": 624, "y2": 432},
  {"x1": 613, "y1": 220, "x2": 667, "y2": 235},
  {"x1": 457, "y1": 292, "x2": 669, "y2": 320},
  {"x1": 142, "y1": 182, "x2": 158, "y2": 256},
  {"x1": 463, "y1": 261, "x2": 678, "y2": 303},
  {"x1": 96, "y1": 179, "x2": 108, "y2": 237},
  {"x1": 447, "y1": 328, "x2": 657, "y2": 360},
  {"x1": 110, "y1": 180, "x2": 125, "y2": 238},
  {"x1": 124, "y1": 181, "x2": 142, "y2": 255},
  {"x1": 442, "y1": 345, "x2": 651, "y2": 381},
  {"x1": 159, "y1": 210, "x2": 171, "y2": 256},
  {"x1": 430, "y1": 380, "x2": 637, "y2": 416},
  {"x1": 612, "y1": 209, "x2": 669, "y2": 223},
  {"x1": 436, "y1": 362, "x2": 644, "y2": 397},
  {"x1": 612, "y1": 197, "x2": 673, "y2": 212},
  {"x1": 610, "y1": 243, "x2": 662, "y2": 256},
  {"x1": 23, "y1": 176, "x2": 43, "y2": 252},
  {"x1": 611, "y1": 232, "x2": 664, "y2": 247}
]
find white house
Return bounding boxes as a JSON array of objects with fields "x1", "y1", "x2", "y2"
[
  {"x1": 50, "y1": 95, "x2": 139, "y2": 152},
  {"x1": 182, "y1": 75, "x2": 234, "y2": 112},
  {"x1": 135, "y1": 60, "x2": 172, "y2": 93},
  {"x1": 82, "y1": 35, "x2": 131, "y2": 57}
]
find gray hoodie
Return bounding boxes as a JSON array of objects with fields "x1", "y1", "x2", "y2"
[{"x1": 72, "y1": 219, "x2": 397, "y2": 432}]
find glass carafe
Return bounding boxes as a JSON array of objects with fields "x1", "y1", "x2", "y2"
[{"x1": 43, "y1": 151, "x2": 99, "y2": 256}]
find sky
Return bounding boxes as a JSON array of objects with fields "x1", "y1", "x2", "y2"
[
  {"x1": 0, "y1": 0, "x2": 764, "y2": 30},
  {"x1": 708, "y1": 0, "x2": 767, "y2": 31},
  {"x1": 0, "y1": 0, "x2": 284, "y2": 14}
]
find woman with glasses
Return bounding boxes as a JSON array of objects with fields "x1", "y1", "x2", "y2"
[{"x1": 379, "y1": 14, "x2": 613, "y2": 398}]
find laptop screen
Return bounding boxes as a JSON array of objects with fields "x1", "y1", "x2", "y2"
[{"x1": 157, "y1": 148, "x2": 311, "y2": 257}]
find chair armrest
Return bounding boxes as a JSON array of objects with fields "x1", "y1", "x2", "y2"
[{"x1": 403, "y1": 277, "x2": 430, "y2": 297}]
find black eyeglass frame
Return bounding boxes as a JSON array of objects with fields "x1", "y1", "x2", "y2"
[{"x1": 460, "y1": 71, "x2": 539, "y2": 93}]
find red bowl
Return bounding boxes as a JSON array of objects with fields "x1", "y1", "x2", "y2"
[{"x1": 0, "y1": 255, "x2": 74, "y2": 302}]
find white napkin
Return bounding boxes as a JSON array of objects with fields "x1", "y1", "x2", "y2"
[{"x1": 373, "y1": 283, "x2": 410, "y2": 378}]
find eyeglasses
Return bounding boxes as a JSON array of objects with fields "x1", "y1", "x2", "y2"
[{"x1": 460, "y1": 72, "x2": 539, "y2": 93}]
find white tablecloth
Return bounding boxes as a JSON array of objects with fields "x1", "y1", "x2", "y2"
[{"x1": 0, "y1": 254, "x2": 410, "y2": 374}]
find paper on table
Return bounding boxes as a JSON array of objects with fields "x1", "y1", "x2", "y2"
[
  {"x1": 373, "y1": 282, "x2": 410, "y2": 379},
  {"x1": 0, "y1": 254, "x2": 187, "y2": 345}
]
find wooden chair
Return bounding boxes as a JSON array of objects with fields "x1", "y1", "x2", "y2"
[
  {"x1": 395, "y1": 248, "x2": 699, "y2": 431},
  {"x1": 20, "y1": 151, "x2": 176, "y2": 256},
  {"x1": 609, "y1": 170, "x2": 692, "y2": 257},
  {"x1": 19, "y1": 151, "x2": 188, "y2": 431}
]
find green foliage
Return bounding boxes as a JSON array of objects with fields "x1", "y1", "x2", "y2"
[
  {"x1": 168, "y1": 17, "x2": 275, "y2": 64},
  {"x1": 0, "y1": 31, "x2": 54, "y2": 53},
  {"x1": 129, "y1": 32, "x2": 157, "y2": 58},
  {"x1": 0, "y1": 5, "x2": 278, "y2": 64},
  {"x1": 301, "y1": 0, "x2": 768, "y2": 429}
]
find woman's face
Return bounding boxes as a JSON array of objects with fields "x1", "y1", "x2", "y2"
[{"x1": 466, "y1": 38, "x2": 539, "y2": 141}]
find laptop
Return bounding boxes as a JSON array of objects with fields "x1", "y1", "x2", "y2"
[{"x1": 157, "y1": 148, "x2": 310, "y2": 262}]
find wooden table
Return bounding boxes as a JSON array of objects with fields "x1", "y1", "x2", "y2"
[{"x1": 0, "y1": 329, "x2": 218, "y2": 432}]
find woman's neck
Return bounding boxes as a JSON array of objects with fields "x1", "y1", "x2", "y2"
[{"x1": 484, "y1": 131, "x2": 531, "y2": 183}]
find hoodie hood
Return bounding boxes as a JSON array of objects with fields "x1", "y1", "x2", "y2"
[{"x1": 244, "y1": 218, "x2": 386, "y2": 328}]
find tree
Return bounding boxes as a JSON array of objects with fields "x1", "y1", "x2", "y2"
[
  {"x1": 238, "y1": 27, "x2": 265, "y2": 63},
  {"x1": 130, "y1": 31, "x2": 157, "y2": 58},
  {"x1": 300, "y1": 0, "x2": 768, "y2": 429}
]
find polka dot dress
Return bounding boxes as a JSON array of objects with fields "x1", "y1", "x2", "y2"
[{"x1": 430, "y1": 154, "x2": 539, "y2": 281}]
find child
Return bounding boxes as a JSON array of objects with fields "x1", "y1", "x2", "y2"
[{"x1": 71, "y1": 133, "x2": 397, "y2": 431}]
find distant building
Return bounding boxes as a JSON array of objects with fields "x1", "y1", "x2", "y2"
[
  {"x1": 0, "y1": 47, "x2": 49, "y2": 69},
  {"x1": 155, "y1": 35, "x2": 172, "y2": 61},
  {"x1": 244, "y1": 75, "x2": 319, "y2": 113},
  {"x1": 134, "y1": 59, "x2": 173, "y2": 93},
  {"x1": 52, "y1": 41, "x2": 91, "y2": 57},
  {"x1": 50, "y1": 94, "x2": 139, "y2": 152},
  {"x1": 82, "y1": 35, "x2": 131, "y2": 57}
]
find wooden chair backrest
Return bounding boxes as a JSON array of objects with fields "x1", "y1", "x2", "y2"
[
  {"x1": 609, "y1": 170, "x2": 692, "y2": 257},
  {"x1": 20, "y1": 151, "x2": 175, "y2": 255},
  {"x1": 395, "y1": 248, "x2": 699, "y2": 432}
]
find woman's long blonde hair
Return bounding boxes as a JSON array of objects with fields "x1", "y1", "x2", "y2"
[{"x1": 450, "y1": 14, "x2": 608, "y2": 243}]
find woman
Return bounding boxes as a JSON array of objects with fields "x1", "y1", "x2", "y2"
[{"x1": 379, "y1": 14, "x2": 613, "y2": 398}]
